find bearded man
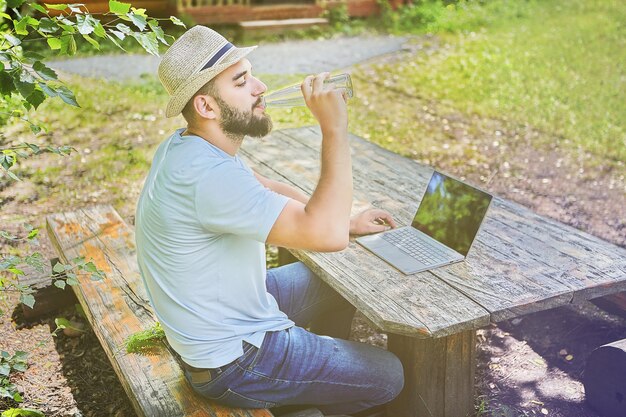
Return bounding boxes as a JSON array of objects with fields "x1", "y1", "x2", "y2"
[{"x1": 135, "y1": 25, "x2": 404, "y2": 416}]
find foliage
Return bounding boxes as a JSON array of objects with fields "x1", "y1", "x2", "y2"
[
  {"x1": 0, "y1": 1, "x2": 182, "y2": 412},
  {"x1": 379, "y1": 0, "x2": 536, "y2": 35},
  {"x1": 0, "y1": 350, "x2": 27, "y2": 404},
  {"x1": 125, "y1": 322, "x2": 166, "y2": 354},
  {"x1": 1, "y1": 409, "x2": 44, "y2": 417}
]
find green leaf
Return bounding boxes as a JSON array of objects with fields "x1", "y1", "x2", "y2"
[
  {"x1": 13, "y1": 77, "x2": 35, "y2": 100},
  {"x1": 52, "y1": 262, "x2": 65, "y2": 273},
  {"x1": 33, "y1": 61, "x2": 58, "y2": 81},
  {"x1": 66, "y1": 275, "x2": 79, "y2": 286},
  {"x1": 109, "y1": 0, "x2": 130, "y2": 14},
  {"x1": 13, "y1": 351, "x2": 28, "y2": 362},
  {"x1": 0, "y1": 363, "x2": 9, "y2": 376},
  {"x1": 133, "y1": 32, "x2": 158, "y2": 56},
  {"x1": 115, "y1": 22, "x2": 131, "y2": 34},
  {"x1": 2, "y1": 409, "x2": 45, "y2": 417},
  {"x1": 93, "y1": 22, "x2": 106, "y2": 38},
  {"x1": 56, "y1": 85, "x2": 79, "y2": 106},
  {"x1": 11, "y1": 363, "x2": 27, "y2": 372},
  {"x1": 26, "y1": 89, "x2": 46, "y2": 110},
  {"x1": 54, "y1": 317, "x2": 70, "y2": 329},
  {"x1": 60, "y1": 34, "x2": 77, "y2": 56},
  {"x1": 76, "y1": 13, "x2": 98, "y2": 35},
  {"x1": 38, "y1": 17, "x2": 59, "y2": 34},
  {"x1": 82, "y1": 34, "x2": 99, "y2": 49},
  {"x1": 0, "y1": 231, "x2": 17, "y2": 240},
  {"x1": 39, "y1": 82, "x2": 58, "y2": 97},
  {"x1": 54, "y1": 280, "x2": 66, "y2": 289},
  {"x1": 4, "y1": 33, "x2": 21, "y2": 46},
  {"x1": 30, "y1": 124, "x2": 42, "y2": 134},
  {"x1": 20, "y1": 294, "x2": 35, "y2": 309},
  {"x1": 46, "y1": 37, "x2": 62, "y2": 50},
  {"x1": 109, "y1": 29, "x2": 124, "y2": 40},
  {"x1": 44, "y1": 3, "x2": 68, "y2": 10},
  {"x1": 31, "y1": 3, "x2": 48, "y2": 13},
  {"x1": 105, "y1": 33, "x2": 125, "y2": 50},
  {"x1": 14, "y1": 17, "x2": 30, "y2": 36},
  {"x1": 0, "y1": 72, "x2": 14, "y2": 95},
  {"x1": 23, "y1": 51, "x2": 45, "y2": 61},
  {"x1": 169, "y1": 16, "x2": 185, "y2": 27},
  {"x1": 148, "y1": 19, "x2": 167, "y2": 45},
  {"x1": 7, "y1": 0, "x2": 26, "y2": 8},
  {"x1": 24, "y1": 252, "x2": 44, "y2": 272},
  {"x1": 127, "y1": 12, "x2": 147, "y2": 31},
  {"x1": 82, "y1": 262, "x2": 97, "y2": 273}
]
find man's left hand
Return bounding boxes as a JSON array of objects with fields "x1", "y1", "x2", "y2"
[{"x1": 349, "y1": 208, "x2": 397, "y2": 236}]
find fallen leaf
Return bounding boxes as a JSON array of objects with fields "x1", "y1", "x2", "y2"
[{"x1": 541, "y1": 408, "x2": 549, "y2": 415}]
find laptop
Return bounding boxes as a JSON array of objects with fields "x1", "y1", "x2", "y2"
[{"x1": 356, "y1": 170, "x2": 493, "y2": 274}]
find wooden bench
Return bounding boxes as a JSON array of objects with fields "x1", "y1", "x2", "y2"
[{"x1": 46, "y1": 205, "x2": 275, "y2": 417}]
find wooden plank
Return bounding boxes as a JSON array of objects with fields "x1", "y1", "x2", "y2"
[
  {"x1": 242, "y1": 126, "x2": 626, "y2": 331},
  {"x1": 241, "y1": 128, "x2": 490, "y2": 338},
  {"x1": 46, "y1": 205, "x2": 273, "y2": 417},
  {"x1": 387, "y1": 330, "x2": 475, "y2": 417}
]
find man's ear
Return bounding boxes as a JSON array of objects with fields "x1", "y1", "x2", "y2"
[{"x1": 193, "y1": 95, "x2": 217, "y2": 120}]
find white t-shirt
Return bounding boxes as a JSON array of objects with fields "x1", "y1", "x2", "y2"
[{"x1": 135, "y1": 129, "x2": 293, "y2": 368}]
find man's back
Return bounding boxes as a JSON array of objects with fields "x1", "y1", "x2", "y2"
[{"x1": 135, "y1": 129, "x2": 292, "y2": 369}]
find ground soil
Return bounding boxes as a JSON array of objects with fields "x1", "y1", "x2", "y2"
[{"x1": 1, "y1": 37, "x2": 625, "y2": 417}]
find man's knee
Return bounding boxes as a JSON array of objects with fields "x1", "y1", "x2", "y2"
[{"x1": 369, "y1": 350, "x2": 404, "y2": 406}]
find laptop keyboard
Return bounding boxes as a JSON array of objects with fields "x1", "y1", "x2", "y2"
[{"x1": 381, "y1": 228, "x2": 450, "y2": 264}]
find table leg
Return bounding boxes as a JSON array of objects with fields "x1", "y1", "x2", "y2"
[{"x1": 387, "y1": 330, "x2": 476, "y2": 417}]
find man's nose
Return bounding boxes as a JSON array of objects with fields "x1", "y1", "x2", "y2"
[{"x1": 253, "y1": 77, "x2": 267, "y2": 96}]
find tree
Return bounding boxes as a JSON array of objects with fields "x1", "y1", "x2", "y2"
[{"x1": 0, "y1": 0, "x2": 183, "y2": 411}]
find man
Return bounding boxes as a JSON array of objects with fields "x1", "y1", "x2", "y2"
[{"x1": 135, "y1": 25, "x2": 404, "y2": 415}]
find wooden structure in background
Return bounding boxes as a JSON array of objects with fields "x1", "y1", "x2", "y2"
[{"x1": 42, "y1": 0, "x2": 401, "y2": 24}]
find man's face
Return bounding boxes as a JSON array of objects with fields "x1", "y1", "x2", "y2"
[{"x1": 212, "y1": 59, "x2": 272, "y2": 139}]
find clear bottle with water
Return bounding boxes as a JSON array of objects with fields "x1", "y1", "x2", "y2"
[{"x1": 261, "y1": 73, "x2": 354, "y2": 108}]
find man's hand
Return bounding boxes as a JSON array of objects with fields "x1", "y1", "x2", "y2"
[
  {"x1": 350, "y1": 208, "x2": 397, "y2": 236},
  {"x1": 301, "y1": 72, "x2": 348, "y2": 137}
]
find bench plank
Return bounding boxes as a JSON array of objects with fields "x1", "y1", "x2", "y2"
[{"x1": 47, "y1": 205, "x2": 273, "y2": 417}]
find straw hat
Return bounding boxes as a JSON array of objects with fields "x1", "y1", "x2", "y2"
[{"x1": 158, "y1": 26, "x2": 257, "y2": 118}]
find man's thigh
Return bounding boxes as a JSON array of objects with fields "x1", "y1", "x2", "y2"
[
  {"x1": 191, "y1": 326, "x2": 404, "y2": 414},
  {"x1": 266, "y1": 262, "x2": 349, "y2": 327}
]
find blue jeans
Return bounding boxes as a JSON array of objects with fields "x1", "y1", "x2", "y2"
[{"x1": 184, "y1": 262, "x2": 404, "y2": 414}]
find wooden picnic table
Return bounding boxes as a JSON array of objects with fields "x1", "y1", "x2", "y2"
[{"x1": 240, "y1": 126, "x2": 626, "y2": 417}]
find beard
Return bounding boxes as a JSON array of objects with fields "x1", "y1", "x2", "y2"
[{"x1": 214, "y1": 95, "x2": 273, "y2": 139}]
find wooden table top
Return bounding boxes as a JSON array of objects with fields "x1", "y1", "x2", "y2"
[{"x1": 240, "y1": 126, "x2": 626, "y2": 339}]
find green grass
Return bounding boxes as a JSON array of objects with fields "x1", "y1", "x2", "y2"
[{"x1": 371, "y1": 0, "x2": 625, "y2": 162}]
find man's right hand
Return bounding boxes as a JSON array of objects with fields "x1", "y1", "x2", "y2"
[{"x1": 301, "y1": 72, "x2": 348, "y2": 137}]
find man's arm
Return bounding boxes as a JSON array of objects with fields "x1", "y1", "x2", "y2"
[
  {"x1": 266, "y1": 73, "x2": 352, "y2": 252},
  {"x1": 254, "y1": 172, "x2": 309, "y2": 204}
]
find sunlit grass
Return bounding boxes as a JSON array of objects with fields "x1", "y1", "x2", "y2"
[{"x1": 371, "y1": 0, "x2": 625, "y2": 162}]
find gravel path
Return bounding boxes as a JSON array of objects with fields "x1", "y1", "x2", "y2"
[{"x1": 49, "y1": 35, "x2": 407, "y2": 80}]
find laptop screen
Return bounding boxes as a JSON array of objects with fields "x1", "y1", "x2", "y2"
[{"x1": 411, "y1": 171, "x2": 492, "y2": 256}]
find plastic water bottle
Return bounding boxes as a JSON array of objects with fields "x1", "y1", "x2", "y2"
[{"x1": 261, "y1": 73, "x2": 354, "y2": 108}]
